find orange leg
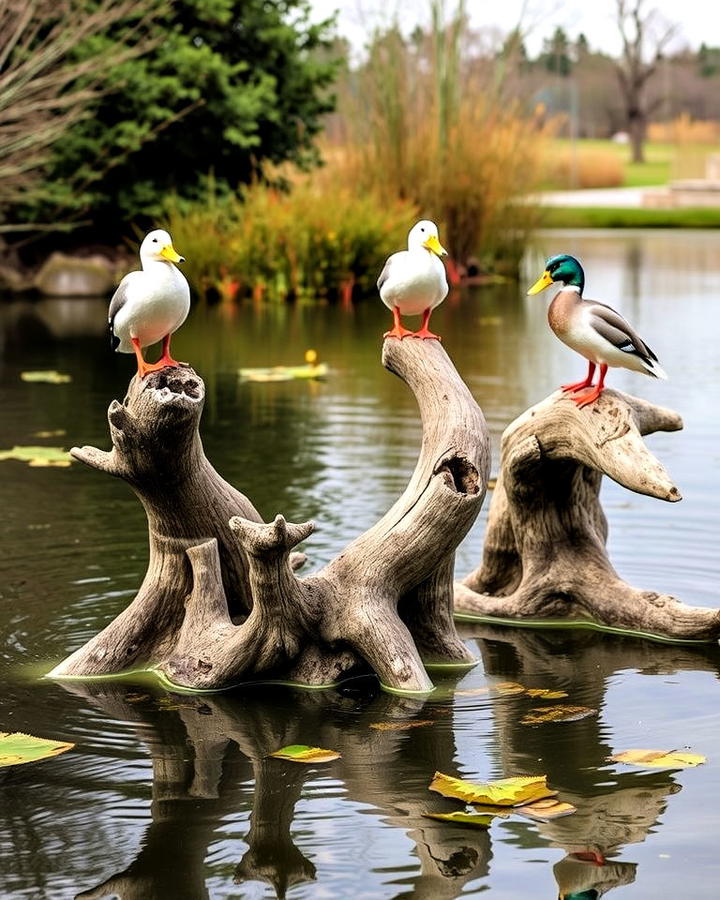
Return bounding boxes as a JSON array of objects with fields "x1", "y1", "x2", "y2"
[
  {"x1": 132, "y1": 335, "x2": 185, "y2": 379},
  {"x1": 571, "y1": 363, "x2": 608, "y2": 408},
  {"x1": 411, "y1": 307, "x2": 441, "y2": 341},
  {"x1": 561, "y1": 361, "x2": 595, "y2": 393},
  {"x1": 383, "y1": 306, "x2": 414, "y2": 340}
]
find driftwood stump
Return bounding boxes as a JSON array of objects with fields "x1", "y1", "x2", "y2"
[
  {"x1": 455, "y1": 388, "x2": 720, "y2": 642},
  {"x1": 50, "y1": 339, "x2": 490, "y2": 693}
]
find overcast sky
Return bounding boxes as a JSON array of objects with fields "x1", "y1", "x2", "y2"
[{"x1": 310, "y1": 0, "x2": 711, "y2": 58}]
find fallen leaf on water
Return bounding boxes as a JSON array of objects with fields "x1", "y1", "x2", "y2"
[
  {"x1": 269, "y1": 744, "x2": 341, "y2": 763},
  {"x1": 33, "y1": 429, "x2": 67, "y2": 438},
  {"x1": 0, "y1": 732, "x2": 74, "y2": 768},
  {"x1": 0, "y1": 446, "x2": 71, "y2": 467},
  {"x1": 525, "y1": 688, "x2": 569, "y2": 699},
  {"x1": 516, "y1": 797, "x2": 577, "y2": 820},
  {"x1": 487, "y1": 477, "x2": 497, "y2": 490},
  {"x1": 20, "y1": 370, "x2": 72, "y2": 384},
  {"x1": 493, "y1": 681, "x2": 526, "y2": 696},
  {"x1": 521, "y1": 705, "x2": 597, "y2": 725},
  {"x1": 455, "y1": 687, "x2": 491, "y2": 697},
  {"x1": 370, "y1": 720, "x2": 433, "y2": 731},
  {"x1": 429, "y1": 771, "x2": 556, "y2": 807},
  {"x1": 609, "y1": 749, "x2": 706, "y2": 769},
  {"x1": 422, "y1": 810, "x2": 494, "y2": 828}
]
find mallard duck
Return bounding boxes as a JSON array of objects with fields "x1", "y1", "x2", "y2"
[
  {"x1": 528, "y1": 253, "x2": 666, "y2": 407},
  {"x1": 377, "y1": 220, "x2": 448, "y2": 340},
  {"x1": 109, "y1": 229, "x2": 190, "y2": 378}
]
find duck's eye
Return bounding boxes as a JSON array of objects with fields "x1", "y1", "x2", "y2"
[{"x1": 152, "y1": 238, "x2": 158, "y2": 243}]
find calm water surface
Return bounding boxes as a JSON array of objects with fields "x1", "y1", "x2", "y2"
[{"x1": 1, "y1": 229, "x2": 719, "y2": 899}]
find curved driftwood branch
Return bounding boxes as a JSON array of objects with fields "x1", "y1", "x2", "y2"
[
  {"x1": 51, "y1": 339, "x2": 490, "y2": 692},
  {"x1": 455, "y1": 388, "x2": 720, "y2": 642}
]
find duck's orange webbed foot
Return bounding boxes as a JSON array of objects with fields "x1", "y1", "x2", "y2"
[
  {"x1": 410, "y1": 308, "x2": 441, "y2": 341},
  {"x1": 570, "y1": 364, "x2": 607, "y2": 408},
  {"x1": 384, "y1": 307, "x2": 414, "y2": 340},
  {"x1": 561, "y1": 362, "x2": 596, "y2": 393}
]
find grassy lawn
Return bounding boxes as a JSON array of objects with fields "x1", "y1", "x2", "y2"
[
  {"x1": 545, "y1": 139, "x2": 720, "y2": 189},
  {"x1": 540, "y1": 206, "x2": 720, "y2": 228}
]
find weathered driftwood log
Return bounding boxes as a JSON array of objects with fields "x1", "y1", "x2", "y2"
[
  {"x1": 455, "y1": 388, "x2": 720, "y2": 641},
  {"x1": 50, "y1": 339, "x2": 490, "y2": 692}
]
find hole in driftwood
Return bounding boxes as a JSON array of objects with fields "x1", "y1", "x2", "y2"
[
  {"x1": 435, "y1": 456, "x2": 479, "y2": 494},
  {"x1": 152, "y1": 371, "x2": 201, "y2": 399}
]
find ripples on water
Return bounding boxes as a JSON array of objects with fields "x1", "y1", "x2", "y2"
[{"x1": 1, "y1": 231, "x2": 720, "y2": 898}]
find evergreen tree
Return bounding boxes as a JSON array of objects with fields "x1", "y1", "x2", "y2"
[{"x1": 18, "y1": 0, "x2": 339, "y2": 238}]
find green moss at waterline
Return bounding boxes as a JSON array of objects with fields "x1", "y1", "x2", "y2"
[
  {"x1": 453, "y1": 612, "x2": 715, "y2": 645},
  {"x1": 541, "y1": 206, "x2": 720, "y2": 229}
]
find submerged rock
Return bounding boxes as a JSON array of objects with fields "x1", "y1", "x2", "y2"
[{"x1": 34, "y1": 252, "x2": 115, "y2": 297}]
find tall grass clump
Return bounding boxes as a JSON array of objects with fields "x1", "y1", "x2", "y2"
[
  {"x1": 648, "y1": 115, "x2": 720, "y2": 145},
  {"x1": 543, "y1": 143, "x2": 625, "y2": 189},
  {"x1": 331, "y1": 1, "x2": 549, "y2": 275},
  {"x1": 164, "y1": 173, "x2": 416, "y2": 301}
]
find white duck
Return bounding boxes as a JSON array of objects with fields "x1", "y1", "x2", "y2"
[
  {"x1": 109, "y1": 229, "x2": 190, "y2": 378},
  {"x1": 377, "y1": 220, "x2": 448, "y2": 340}
]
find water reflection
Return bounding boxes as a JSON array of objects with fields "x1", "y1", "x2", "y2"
[
  {"x1": 2, "y1": 230, "x2": 720, "y2": 898},
  {"x1": 48, "y1": 625, "x2": 720, "y2": 900}
]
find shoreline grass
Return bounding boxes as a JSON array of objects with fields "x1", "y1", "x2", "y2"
[{"x1": 539, "y1": 206, "x2": 720, "y2": 229}]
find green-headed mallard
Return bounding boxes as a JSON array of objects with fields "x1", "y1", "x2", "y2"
[
  {"x1": 377, "y1": 220, "x2": 448, "y2": 340},
  {"x1": 109, "y1": 229, "x2": 190, "y2": 378},
  {"x1": 528, "y1": 253, "x2": 666, "y2": 407}
]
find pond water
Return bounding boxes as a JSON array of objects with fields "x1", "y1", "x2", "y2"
[{"x1": 1, "y1": 229, "x2": 719, "y2": 899}]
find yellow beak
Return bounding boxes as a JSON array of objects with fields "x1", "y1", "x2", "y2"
[
  {"x1": 423, "y1": 234, "x2": 448, "y2": 257},
  {"x1": 527, "y1": 270, "x2": 554, "y2": 295},
  {"x1": 160, "y1": 244, "x2": 185, "y2": 264}
]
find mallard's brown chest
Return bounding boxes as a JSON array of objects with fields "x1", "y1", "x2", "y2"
[{"x1": 548, "y1": 290, "x2": 581, "y2": 337}]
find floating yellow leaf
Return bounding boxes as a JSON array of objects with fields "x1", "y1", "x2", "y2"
[
  {"x1": 525, "y1": 688, "x2": 569, "y2": 699},
  {"x1": 487, "y1": 477, "x2": 497, "y2": 490},
  {"x1": 516, "y1": 798, "x2": 577, "y2": 820},
  {"x1": 269, "y1": 744, "x2": 340, "y2": 763},
  {"x1": 0, "y1": 732, "x2": 74, "y2": 768},
  {"x1": 521, "y1": 705, "x2": 597, "y2": 725},
  {"x1": 33, "y1": 429, "x2": 67, "y2": 438},
  {"x1": 20, "y1": 370, "x2": 72, "y2": 384},
  {"x1": 455, "y1": 687, "x2": 491, "y2": 697},
  {"x1": 429, "y1": 771, "x2": 557, "y2": 807},
  {"x1": 493, "y1": 681, "x2": 526, "y2": 696},
  {"x1": 369, "y1": 720, "x2": 433, "y2": 731},
  {"x1": 0, "y1": 446, "x2": 71, "y2": 467},
  {"x1": 422, "y1": 810, "x2": 494, "y2": 828},
  {"x1": 609, "y1": 749, "x2": 706, "y2": 769}
]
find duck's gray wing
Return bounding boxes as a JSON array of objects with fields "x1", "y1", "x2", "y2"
[
  {"x1": 108, "y1": 275, "x2": 134, "y2": 350},
  {"x1": 587, "y1": 299, "x2": 659, "y2": 364},
  {"x1": 377, "y1": 257, "x2": 393, "y2": 293}
]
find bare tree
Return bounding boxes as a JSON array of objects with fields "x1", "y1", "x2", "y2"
[
  {"x1": 0, "y1": 0, "x2": 159, "y2": 232},
  {"x1": 614, "y1": 0, "x2": 676, "y2": 163}
]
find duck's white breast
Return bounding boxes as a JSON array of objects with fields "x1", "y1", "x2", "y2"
[
  {"x1": 114, "y1": 266, "x2": 190, "y2": 351},
  {"x1": 380, "y1": 250, "x2": 448, "y2": 316}
]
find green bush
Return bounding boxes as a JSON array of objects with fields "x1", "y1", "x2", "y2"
[{"x1": 163, "y1": 176, "x2": 418, "y2": 302}]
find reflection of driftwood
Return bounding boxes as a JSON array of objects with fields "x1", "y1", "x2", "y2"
[
  {"x1": 465, "y1": 623, "x2": 698, "y2": 896},
  {"x1": 554, "y1": 855, "x2": 637, "y2": 899},
  {"x1": 51, "y1": 339, "x2": 489, "y2": 693},
  {"x1": 67, "y1": 679, "x2": 490, "y2": 900},
  {"x1": 456, "y1": 389, "x2": 720, "y2": 641}
]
